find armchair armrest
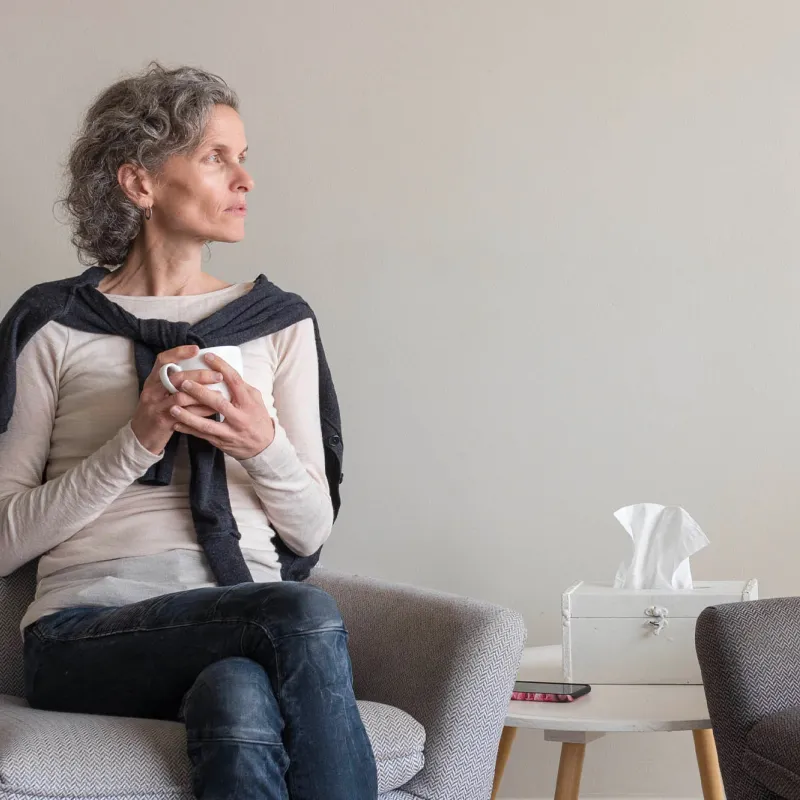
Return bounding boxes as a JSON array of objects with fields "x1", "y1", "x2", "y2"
[
  {"x1": 696, "y1": 597, "x2": 800, "y2": 799},
  {"x1": 307, "y1": 568, "x2": 527, "y2": 800}
]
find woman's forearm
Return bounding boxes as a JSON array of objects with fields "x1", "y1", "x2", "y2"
[
  {"x1": 0, "y1": 422, "x2": 163, "y2": 576},
  {"x1": 238, "y1": 421, "x2": 333, "y2": 558}
]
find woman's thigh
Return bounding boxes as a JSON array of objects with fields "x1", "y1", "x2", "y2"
[{"x1": 23, "y1": 580, "x2": 347, "y2": 721}]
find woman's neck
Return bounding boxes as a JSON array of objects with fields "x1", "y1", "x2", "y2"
[{"x1": 97, "y1": 239, "x2": 231, "y2": 297}]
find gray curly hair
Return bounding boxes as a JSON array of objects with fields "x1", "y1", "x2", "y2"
[{"x1": 61, "y1": 61, "x2": 239, "y2": 267}]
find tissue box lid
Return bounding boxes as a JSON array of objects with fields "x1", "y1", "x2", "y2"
[{"x1": 563, "y1": 579, "x2": 758, "y2": 619}]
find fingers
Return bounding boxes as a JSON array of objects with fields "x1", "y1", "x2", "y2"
[
  {"x1": 170, "y1": 369, "x2": 224, "y2": 389},
  {"x1": 156, "y1": 390, "x2": 217, "y2": 418},
  {"x1": 176, "y1": 380, "x2": 237, "y2": 422},
  {"x1": 170, "y1": 403, "x2": 227, "y2": 439},
  {"x1": 165, "y1": 370, "x2": 224, "y2": 416},
  {"x1": 144, "y1": 345, "x2": 201, "y2": 390},
  {"x1": 157, "y1": 345, "x2": 200, "y2": 365},
  {"x1": 202, "y1": 353, "x2": 247, "y2": 403}
]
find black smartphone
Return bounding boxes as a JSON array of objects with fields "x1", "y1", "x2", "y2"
[{"x1": 511, "y1": 680, "x2": 592, "y2": 703}]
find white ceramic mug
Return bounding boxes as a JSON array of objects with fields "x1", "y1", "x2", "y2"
[{"x1": 159, "y1": 345, "x2": 244, "y2": 422}]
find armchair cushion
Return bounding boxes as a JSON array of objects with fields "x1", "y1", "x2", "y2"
[
  {"x1": 744, "y1": 707, "x2": 800, "y2": 800},
  {"x1": 0, "y1": 694, "x2": 424, "y2": 798}
]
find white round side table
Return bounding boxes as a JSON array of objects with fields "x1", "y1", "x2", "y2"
[{"x1": 492, "y1": 645, "x2": 724, "y2": 800}]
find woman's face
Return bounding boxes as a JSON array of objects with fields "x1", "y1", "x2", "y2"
[{"x1": 149, "y1": 104, "x2": 254, "y2": 244}]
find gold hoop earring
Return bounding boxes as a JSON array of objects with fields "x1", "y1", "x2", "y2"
[{"x1": 143, "y1": 206, "x2": 152, "y2": 221}]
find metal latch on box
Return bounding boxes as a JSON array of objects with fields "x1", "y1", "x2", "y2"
[{"x1": 644, "y1": 605, "x2": 669, "y2": 635}]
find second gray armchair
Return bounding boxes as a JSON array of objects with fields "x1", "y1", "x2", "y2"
[{"x1": 696, "y1": 596, "x2": 800, "y2": 800}]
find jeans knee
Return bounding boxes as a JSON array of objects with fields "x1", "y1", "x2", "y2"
[
  {"x1": 258, "y1": 582, "x2": 344, "y2": 637},
  {"x1": 180, "y1": 657, "x2": 282, "y2": 744}
]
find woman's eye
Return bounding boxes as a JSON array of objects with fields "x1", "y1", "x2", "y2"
[{"x1": 205, "y1": 152, "x2": 246, "y2": 164}]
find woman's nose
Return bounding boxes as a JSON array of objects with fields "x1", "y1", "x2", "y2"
[{"x1": 236, "y1": 167, "x2": 255, "y2": 193}]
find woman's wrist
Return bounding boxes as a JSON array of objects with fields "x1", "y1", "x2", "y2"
[
  {"x1": 130, "y1": 419, "x2": 164, "y2": 455},
  {"x1": 237, "y1": 416, "x2": 276, "y2": 461}
]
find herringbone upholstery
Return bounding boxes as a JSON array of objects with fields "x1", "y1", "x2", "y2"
[
  {"x1": 0, "y1": 560, "x2": 35, "y2": 697},
  {"x1": 0, "y1": 694, "x2": 422, "y2": 796},
  {"x1": 696, "y1": 597, "x2": 800, "y2": 800},
  {"x1": 1, "y1": 565, "x2": 526, "y2": 800},
  {"x1": 746, "y1": 708, "x2": 800, "y2": 798},
  {"x1": 307, "y1": 569, "x2": 528, "y2": 799}
]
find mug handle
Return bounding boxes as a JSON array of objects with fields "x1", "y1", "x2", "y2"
[{"x1": 159, "y1": 363, "x2": 181, "y2": 394}]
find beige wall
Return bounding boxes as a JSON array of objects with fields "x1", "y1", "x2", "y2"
[{"x1": 3, "y1": 0, "x2": 799, "y2": 796}]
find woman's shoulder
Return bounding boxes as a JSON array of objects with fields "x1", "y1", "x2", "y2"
[
  {"x1": 17, "y1": 321, "x2": 72, "y2": 369},
  {"x1": 1, "y1": 284, "x2": 71, "y2": 354},
  {"x1": 3, "y1": 270, "x2": 99, "y2": 348},
  {"x1": 16, "y1": 268, "x2": 101, "y2": 303},
  {"x1": 269, "y1": 317, "x2": 315, "y2": 353}
]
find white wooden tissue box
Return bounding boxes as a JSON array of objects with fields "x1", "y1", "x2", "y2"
[{"x1": 562, "y1": 579, "x2": 758, "y2": 685}]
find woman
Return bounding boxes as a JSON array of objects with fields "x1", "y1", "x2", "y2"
[{"x1": 0, "y1": 62, "x2": 377, "y2": 800}]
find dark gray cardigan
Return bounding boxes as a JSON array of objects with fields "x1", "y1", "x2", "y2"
[{"x1": 0, "y1": 266, "x2": 343, "y2": 583}]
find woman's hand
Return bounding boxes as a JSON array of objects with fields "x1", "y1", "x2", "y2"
[
  {"x1": 169, "y1": 352, "x2": 276, "y2": 461},
  {"x1": 130, "y1": 345, "x2": 223, "y2": 455}
]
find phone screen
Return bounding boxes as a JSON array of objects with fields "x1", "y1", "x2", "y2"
[{"x1": 513, "y1": 680, "x2": 588, "y2": 695}]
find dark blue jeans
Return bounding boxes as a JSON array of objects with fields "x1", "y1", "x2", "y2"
[{"x1": 23, "y1": 581, "x2": 378, "y2": 800}]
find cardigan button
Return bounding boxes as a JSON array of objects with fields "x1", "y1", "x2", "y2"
[{"x1": 328, "y1": 434, "x2": 341, "y2": 446}]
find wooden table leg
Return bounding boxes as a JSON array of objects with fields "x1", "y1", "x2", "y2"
[
  {"x1": 692, "y1": 728, "x2": 725, "y2": 800},
  {"x1": 492, "y1": 725, "x2": 518, "y2": 800},
  {"x1": 554, "y1": 741, "x2": 586, "y2": 800}
]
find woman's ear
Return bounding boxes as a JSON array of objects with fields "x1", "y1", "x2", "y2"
[{"x1": 117, "y1": 163, "x2": 154, "y2": 210}]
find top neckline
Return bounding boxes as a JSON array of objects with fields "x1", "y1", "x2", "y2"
[{"x1": 97, "y1": 282, "x2": 252, "y2": 301}]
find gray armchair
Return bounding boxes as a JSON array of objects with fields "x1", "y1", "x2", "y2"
[
  {"x1": 0, "y1": 562, "x2": 526, "y2": 800},
  {"x1": 696, "y1": 597, "x2": 800, "y2": 800}
]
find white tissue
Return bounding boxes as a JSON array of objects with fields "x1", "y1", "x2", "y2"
[{"x1": 613, "y1": 504, "x2": 710, "y2": 590}]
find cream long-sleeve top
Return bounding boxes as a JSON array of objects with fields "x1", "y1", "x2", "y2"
[{"x1": 0, "y1": 282, "x2": 334, "y2": 634}]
